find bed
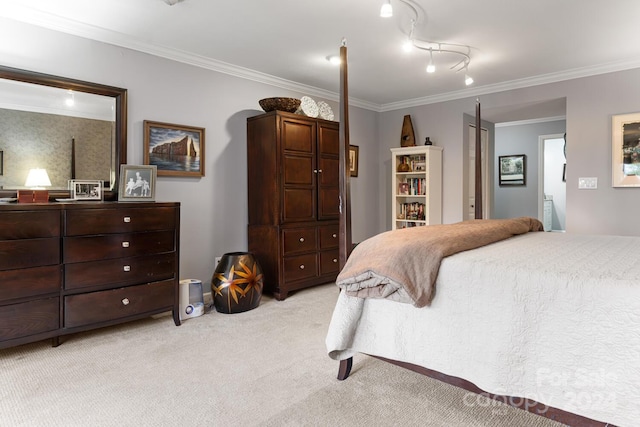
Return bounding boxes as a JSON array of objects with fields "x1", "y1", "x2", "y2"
[{"x1": 330, "y1": 44, "x2": 639, "y2": 427}]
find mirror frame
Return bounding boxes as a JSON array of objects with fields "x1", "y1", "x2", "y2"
[{"x1": 0, "y1": 65, "x2": 127, "y2": 200}]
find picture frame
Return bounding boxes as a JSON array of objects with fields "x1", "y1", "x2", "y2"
[
  {"x1": 498, "y1": 154, "x2": 526, "y2": 186},
  {"x1": 398, "y1": 182, "x2": 409, "y2": 195},
  {"x1": 69, "y1": 180, "x2": 103, "y2": 201},
  {"x1": 349, "y1": 145, "x2": 359, "y2": 177},
  {"x1": 118, "y1": 165, "x2": 157, "y2": 201},
  {"x1": 612, "y1": 112, "x2": 640, "y2": 187},
  {"x1": 143, "y1": 120, "x2": 205, "y2": 177}
]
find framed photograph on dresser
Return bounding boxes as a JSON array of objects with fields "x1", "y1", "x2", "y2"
[
  {"x1": 118, "y1": 165, "x2": 157, "y2": 201},
  {"x1": 69, "y1": 180, "x2": 103, "y2": 201}
]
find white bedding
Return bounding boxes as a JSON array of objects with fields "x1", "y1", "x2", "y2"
[{"x1": 326, "y1": 232, "x2": 640, "y2": 427}]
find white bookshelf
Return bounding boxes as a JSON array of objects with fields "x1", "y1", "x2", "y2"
[{"x1": 391, "y1": 146, "x2": 443, "y2": 230}]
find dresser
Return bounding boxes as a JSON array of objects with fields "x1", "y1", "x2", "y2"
[
  {"x1": 247, "y1": 111, "x2": 340, "y2": 300},
  {"x1": 0, "y1": 202, "x2": 180, "y2": 349}
]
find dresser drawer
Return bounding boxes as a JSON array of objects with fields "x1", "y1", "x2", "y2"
[
  {"x1": 0, "y1": 297, "x2": 59, "y2": 341},
  {"x1": 64, "y1": 280, "x2": 175, "y2": 328},
  {"x1": 65, "y1": 207, "x2": 176, "y2": 236},
  {"x1": 282, "y1": 227, "x2": 316, "y2": 255},
  {"x1": 0, "y1": 211, "x2": 60, "y2": 240},
  {"x1": 0, "y1": 265, "x2": 61, "y2": 302},
  {"x1": 283, "y1": 253, "x2": 317, "y2": 282},
  {"x1": 318, "y1": 224, "x2": 339, "y2": 249},
  {"x1": 320, "y1": 250, "x2": 340, "y2": 275},
  {"x1": 0, "y1": 238, "x2": 60, "y2": 271},
  {"x1": 65, "y1": 252, "x2": 176, "y2": 291},
  {"x1": 63, "y1": 231, "x2": 175, "y2": 263}
]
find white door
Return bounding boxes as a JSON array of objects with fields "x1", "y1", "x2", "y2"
[{"x1": 468, "y1": 125, "x2": 490, "y2": 219}]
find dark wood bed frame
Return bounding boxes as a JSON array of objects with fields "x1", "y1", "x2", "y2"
[{"x1": 335, "y1": 42, "x2": 615, "y2": 427}]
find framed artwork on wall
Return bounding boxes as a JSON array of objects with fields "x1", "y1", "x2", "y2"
[
  {"x1": 498, "y1": 154, "x2": 526, "y2": 186},
  {"x1": 143, "y1": 120, "x2": 205, "y2": 177},
  {"x1": 612, "y1": 112, "x2": 640, "y2": 187},
  {"x1": 118, "y1": 165, "x2": 157, "y2": 201},
  {"x1": 349, "y1": 145, "x2": 359, "y2": 177}
]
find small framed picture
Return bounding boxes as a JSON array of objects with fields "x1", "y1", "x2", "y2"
[
  {"x1": 398, "y1": 182, "x2": 409, "y2": 195},
  {"x1": 118, "y1": 165, "x2": 157, "y2": 201},
  {"x1": 143, "y1": 120, "x2": 205, "y2": 177},
  {"x1": 69, "y1": 180, "x2": 103, "y2": 201},
  {"x1": 349, "y1": 145, "x2": 359, "y2": 177},
  {"x1": 498, "y1": 154, "x2": 526, "y2": 186}
]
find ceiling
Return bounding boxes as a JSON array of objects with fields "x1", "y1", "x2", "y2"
[{"x1": 2, "y1": 0, "x2": 640, "y2": 113}]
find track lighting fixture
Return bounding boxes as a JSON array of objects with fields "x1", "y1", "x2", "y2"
[
  {"x1": 426, "y1": 49, "x2": 435, "y2": 73},
  {"x1": 380, "y1": 0, "x2": 393, "y2": 18}
]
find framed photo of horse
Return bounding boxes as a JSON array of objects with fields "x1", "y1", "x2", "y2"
[
  {"x1": 143, "y1": 120, "x2": 205, "y2": 177},
  {"x1": 118, "y1": 165, "x2": 157, "y2": 201}
]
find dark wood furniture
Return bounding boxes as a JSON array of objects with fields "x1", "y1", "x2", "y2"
[
  {"x1": 0, "y1": 201, "x2": 180, "y2": 350},
  {"x1": 247, "y1": 111, "x2": 340, "y2": 300}
]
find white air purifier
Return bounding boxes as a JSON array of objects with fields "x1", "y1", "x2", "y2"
[{"x1": 179, "y1": 279, "x2": 204, "y2": 320}]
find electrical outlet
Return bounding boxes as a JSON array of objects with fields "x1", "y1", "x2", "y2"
[
  {"x1": 578, "y1": 177, "x2": 597, "y2": 189},
  {"x1": 215, "y1": 256, "x2": 221, "y2": 264}
]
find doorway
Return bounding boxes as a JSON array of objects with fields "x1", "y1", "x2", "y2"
[{"x1": 538, "y1": 134, "x2": 566, "y2": 231}]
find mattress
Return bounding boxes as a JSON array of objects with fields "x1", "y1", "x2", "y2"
[{"x1": 326, "y1": 232, "x2": 640, "y2": 426}]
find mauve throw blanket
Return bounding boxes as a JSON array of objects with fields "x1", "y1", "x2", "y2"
[{"x1": 337, "y1": 217, "x2": 544, "y2": 307}]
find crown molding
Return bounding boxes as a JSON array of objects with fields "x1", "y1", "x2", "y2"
[{"x1": 495, "y1": 116, "x2": 566, "y2": 128}]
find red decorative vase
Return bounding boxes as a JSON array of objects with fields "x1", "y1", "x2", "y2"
[{"x1": 211, "y1": 252, "x2": 263, "y2": 314}]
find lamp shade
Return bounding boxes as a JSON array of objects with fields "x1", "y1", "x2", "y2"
[{"x1": 25, "y1": 168, "x2": 52, "y2": 189}]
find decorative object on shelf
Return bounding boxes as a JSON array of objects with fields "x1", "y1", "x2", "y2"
[
  {"x1": 144, "y1": 120, "x2": 205, "y2": 177},
  {"x1": 498, "y1": 154, "x2": 526, "y2": 186},
  {"x1": 397, "y1": 156, "x2": 411, "y2": 172},
  {"x1": 258, "y1": 97, "x2": 301, "y2": 113},
  {"x1": 69, "y1": 179, "x2": 103, "y2": 201},
  {"x1": 424, "y1": 137, "x2": 432, "y2": 145},
  {"x1": 118, "y1": 165, "x2": 157, "y2": 201},
  {"x1": 211, "y1": 252, "x2": 263, "y2": 314},
  {"x1": 296, "y1": 96, "x2": 319, "y2": 118},
  {"x1": 378, "y1": 0, "x2": 474, "y2": 87},
  {"x1": 612, "y1": 112, "x2": 640, "y2": 187},
  {"x1": 349, "y1": 145, "x2": 359, "y2": 177},
  {"x1": 317, "y1": 101, "x2": 335, "y2": 121},
  {"x1": 400, "y1": 115, "x2": 416, "y2": 146}
]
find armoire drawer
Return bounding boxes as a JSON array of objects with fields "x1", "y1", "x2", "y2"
[
  {"x1": 283, "y1": 254, "x2": 317, "y2": 282},
  {"x1": 63, "y1": 231, "x2": 175, "y2": 263},
  {"x1": 320, "y1": 250, "x2": 340, "y2": 275},
  {"x1": 65, "y1": 207, "x2": 176, "y2": 236},
  {"x1": 0, "y1": 238, "x2": 60, "y2": 271},
  {"x1": 0, "y1": 265, "x2": 62, "y2": 302},
  {"x1": 64, "y1": 280, "x2": 175, "y2": 328},
  {"x1": 318, "y1": 225, "x2": 339, "y2": 249},
  {"x1": 282, "y1": 227, "x2": 317, "y2": 255},
  {"x1": 0, "y1": 297, "x2": 60, "y2": 341},
  {"x1": 64, "y1": 252, "x2": 176, "y2": 290},
  {"x1": 0, "y1": 210, "x2": 60, "y2": 240}
]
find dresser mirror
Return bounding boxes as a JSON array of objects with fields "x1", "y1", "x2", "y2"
[{"x1": 0, "y1": 65, "x2": 127, "y2": 200}]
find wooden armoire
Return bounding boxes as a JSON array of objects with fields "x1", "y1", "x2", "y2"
[{"x1": 247, "y1": 110, "x2": 340, "y2": 300}]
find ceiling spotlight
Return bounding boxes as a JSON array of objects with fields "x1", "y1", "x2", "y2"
[
  {"x1": 163, "y1": 0, "x2": 181, "y2": 5},
  {"x1": 65, "y1": 90, "x2": 75, "y2": 107},
  {"x1": 426, "y1": 49, "x2": 435, "y2": 73},
  {"x1": 465, "y1": 74, "x2": 474, "y2": 86},
  {"x1": 326, "y1": 55, "x2": 341, "y2": 66},
  {"x1": 380, "y1": 0, "x2": 393, "y2": 18}
]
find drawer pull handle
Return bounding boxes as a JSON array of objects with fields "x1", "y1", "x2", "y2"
[
  {"x1": 332, "y1": 233, "x2": 337, "y2": 238},
  {"x1": 123, "y1": 265, "x2": 131, "y2": 272},
  {"x1": 333, "y1": 258, "x2": 338, "y2": 263},
  {"x1": 299, "y1": 264, "x2": 305, "y2": 270},
  {"x1": 299, "y1": 237, "x2": 305, "y2": 243},
  {"x1": 122, "y1": 241, "x2": 130, "y2": 248},
  {"x1": 123, "y1": 216, "x2": 131, "y2": 223},
  {"x1": 122, "y1": 298, "x2": 130, "y2": 306}
]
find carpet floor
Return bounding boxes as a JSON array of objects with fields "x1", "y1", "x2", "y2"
[{"x1": 0, "y1": 283, "x2": 565, "y2": 426}]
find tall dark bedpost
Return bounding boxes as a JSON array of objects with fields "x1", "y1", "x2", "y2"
[
  {"x1": 338, "y1": 39, "x2": 353, "y2": 269},
  {"x1": 475, "y1": 99, "x2": 483, "y2": 219}
]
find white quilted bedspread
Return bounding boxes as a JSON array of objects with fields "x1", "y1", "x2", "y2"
[{"x1": 326, "y1": 232, "x2": 640, "y2": 426}]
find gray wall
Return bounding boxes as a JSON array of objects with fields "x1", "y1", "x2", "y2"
[
  {"x1": 0, "y1": 18, "x2": 380, "y2": 284},
  {"x1": 493, "y1": 120, "x2": 566, "y2": 220}
]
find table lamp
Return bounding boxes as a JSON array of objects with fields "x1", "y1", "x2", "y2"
[{"x1": 19, "y1": 168, "x2": 52, "y2": 203}]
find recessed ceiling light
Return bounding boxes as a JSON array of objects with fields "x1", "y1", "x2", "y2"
[{"x1": 326, "y1": 55, "x2": 341, "y2": 66}]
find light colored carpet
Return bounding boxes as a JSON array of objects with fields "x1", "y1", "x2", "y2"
[{"x1": 0, "y1": 283, "x2": 565, "y2": 427}]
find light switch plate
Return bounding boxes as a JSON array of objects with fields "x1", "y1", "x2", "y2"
[{"x1": 578, "y1": 177, "x2": 597, "y2": 189}]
